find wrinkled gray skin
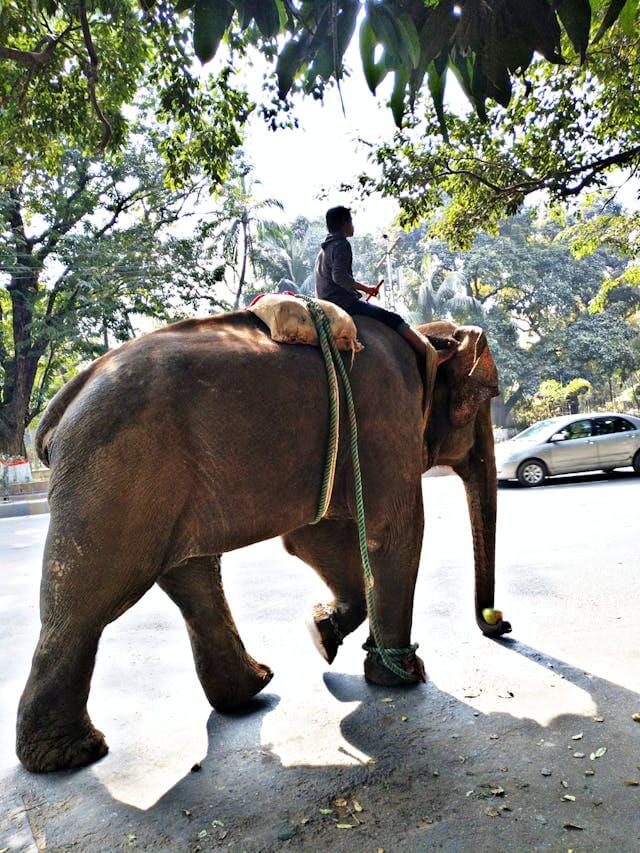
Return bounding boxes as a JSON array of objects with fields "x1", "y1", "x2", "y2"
[{"x1": 16, "y1": 313, "x2": 509, "y2": 773}]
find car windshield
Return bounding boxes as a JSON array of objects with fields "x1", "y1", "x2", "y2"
[{"x1": 513, "y1": 419, "x2": 559, "y2": 441}]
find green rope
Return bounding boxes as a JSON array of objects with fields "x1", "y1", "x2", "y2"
[{"x1": 302, "y1": 296, "x2": 417, "y2": 682}]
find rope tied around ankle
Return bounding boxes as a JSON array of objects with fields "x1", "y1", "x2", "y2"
[{"x1": 301, "y1": 296, "x2": 418, "y2": 682}]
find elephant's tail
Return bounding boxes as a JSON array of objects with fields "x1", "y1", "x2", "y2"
[{"x1": 35, "y1": 359, "x2": 103, "y2": 467}]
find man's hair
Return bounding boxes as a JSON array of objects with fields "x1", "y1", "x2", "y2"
[{"x1": 326, "y1": 206, "x2": 352, "y2": 233}]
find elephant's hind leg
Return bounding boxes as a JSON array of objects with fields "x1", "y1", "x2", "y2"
[
  {"x1": 157, "y1": 556, "x2": 273, "y2": 711},
  {"x1": 17, "y1": 529, "x2": 158, "y2": 773},
  {"x1": 283, "y1": 520, "x2": 366, "y2": 664}
]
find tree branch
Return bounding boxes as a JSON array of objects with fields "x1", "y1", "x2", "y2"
[
  {"x1": 27, "y1": 343, "x2": 56, "y2": 423},
  {"x1": 78, "y1": 0, "x2": 112, "y2": 150}
]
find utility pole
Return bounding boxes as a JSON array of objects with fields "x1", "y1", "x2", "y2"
[{"x1": 375, "y1": 234, "x2": 400, "y2": 309}]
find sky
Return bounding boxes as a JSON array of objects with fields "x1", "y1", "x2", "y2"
[
  {"x1": 235, "y1": 22, "x2": 639, "y2": 229},
  {"x1": 235, "y1": 20, "x2": 469, "y2": 232}
]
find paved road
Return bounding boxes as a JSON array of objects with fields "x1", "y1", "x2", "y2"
[{"x1": 1, "y1": 471, "x2": 639, "y2": 851}]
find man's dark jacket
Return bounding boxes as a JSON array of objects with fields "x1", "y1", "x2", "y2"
[{"x1": 314, "y1": 233, "x2": 361, "y2": 310}]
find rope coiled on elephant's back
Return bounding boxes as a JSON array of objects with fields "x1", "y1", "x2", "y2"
[{"x1": 301, "y1": 296, "x2": 418, "y2": 682}]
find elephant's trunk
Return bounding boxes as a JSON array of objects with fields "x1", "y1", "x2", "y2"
[{"x1": 454, "y1": 401, "x2": 511, "y2": 637}]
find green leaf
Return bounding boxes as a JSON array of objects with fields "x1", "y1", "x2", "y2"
[
  {"x1": 390, "y1": 68, "x2": 409, "y2": 127},
  {"x1": 359, "y1": 19, "x2": 388, "y2": 93},
  {"x1": 193, "y1": 0, "x2": 232, "y2": 63},
  {"x1": 427, "y1": 55, "x2": 449, "y2": 142},
  {"x1": 254, "y1": 0, "x2": 283, "y2": 39},
  {"x1": 276, "y1": 35, "x2": 311, "y2": 98},
  {"x1": 555, "y1": 0, "x2": 591, "y2": 60},
  {"x1": 236, "y1": 0, "x2": 255, "y2": 30},
  {"x1": 366, "y1": 0, "x2": 405, "y2": 69},
  {"x1": 395, "y1": 12, "x2": 422, "y2": 69},
  {"x1": 619, "y1": 0, "x2": 638, "y2": 34},
  {"x1": 593, "y1": 0, "x2": 629, "y2": 42}
]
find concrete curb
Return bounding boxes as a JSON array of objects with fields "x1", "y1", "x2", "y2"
[{"x1": 0, "y1": 498, "x2": 49, "y2": 519}]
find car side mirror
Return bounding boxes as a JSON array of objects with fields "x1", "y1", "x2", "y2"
[{"x1": 550, "y1": 433, "x2": 566, "y2": 442}]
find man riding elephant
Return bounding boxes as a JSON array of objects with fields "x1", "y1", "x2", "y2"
[{"x1": 16, "y1": 297, "x2": 509, "y2": 773}]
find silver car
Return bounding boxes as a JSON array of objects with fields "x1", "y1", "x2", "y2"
[{"x1": 495, "y1": 412, "x2": 640, "y2": 486}]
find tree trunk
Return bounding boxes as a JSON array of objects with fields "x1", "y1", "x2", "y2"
[
  {"x1": 233, "y1": 219, "x2": 249, "y2": 310},
  {"x1": 0, "y1": 407, "x2": 27, "y2": 456},
  {"x1": 0, "y1": 190, "x2": 45, "y2": 456}
]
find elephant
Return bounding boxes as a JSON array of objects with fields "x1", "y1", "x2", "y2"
[{"x1": 16, "y1": 310, "x2": 510, "y2": 773}]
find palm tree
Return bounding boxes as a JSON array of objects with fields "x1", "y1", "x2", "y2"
[
  {"x1": 407, "y1": 254, "x2": 481, "y2": 324},
  {"x1": 253, "y1": 216, "x2": 317, "y2": 296},
  {"x1": 204, "y1": 161, "x2": 283, "y2": 309}
]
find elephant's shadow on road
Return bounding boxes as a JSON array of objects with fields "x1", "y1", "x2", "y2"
[
  {"x1": 9, "y1": 640, "x2": 640, "y2": 850},
  {"x1": 102, "y1": 639, "x2": 640, "y2": 846}
]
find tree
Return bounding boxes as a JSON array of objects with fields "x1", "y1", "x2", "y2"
[
  {"x1": 366, "y1": 9, "x2": 640, "y2": 247},
  {"x1": 0, "y1": 0, "x2": 250, "y2": 188},
  {"x1": 199, "y1": 161, "x2": 283, "y2": 309},
  {"x1": 252, "y1": 217, "x2": 318, "y2": 296},
  {"x1": 0, "y1": 132, "x2": 227, "y2": 456},
  {"x1": 1, "y1": 1, "x2": 633, "y2": 182}
]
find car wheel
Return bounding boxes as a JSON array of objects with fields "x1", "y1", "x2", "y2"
[
  {"x1": 633, "y1": 451, "x2": 640, "y2": 475},
  {"x1": 516, "y1": 459, "x2": 547, "y2": 487}
]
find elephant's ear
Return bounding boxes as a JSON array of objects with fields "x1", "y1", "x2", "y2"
[{"x1": 448, "y1": 326, "x2": 499, "y2": 427}]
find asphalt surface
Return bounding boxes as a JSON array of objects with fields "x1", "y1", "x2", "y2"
[{"x1": 1, "y1": 470, "x2": 639, "y2": 851}]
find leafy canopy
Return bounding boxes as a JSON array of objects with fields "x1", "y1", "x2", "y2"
[
  {"x1": 0, "y1": 0, "x2": 634, "y2": 182},
  {"x1": 358, "y1": 4, "x2": 640, "y2": 247}
]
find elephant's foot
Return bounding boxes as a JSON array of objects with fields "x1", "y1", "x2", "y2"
[
  {"x1": 208, "y1": 659, "x2": 274, "y2": 712},
  {"x1": 477, "y1": 608, "x2": 512, "y2": 638},
  {"x1": 16, "y1": 716, "x2": 108, "y2": 773},
  {"x1": 363, "y1": 647, "x2": 426, "y2": 687},
  {"x1": 306, "y1": 603, "x2": 343, "y2": 664}
]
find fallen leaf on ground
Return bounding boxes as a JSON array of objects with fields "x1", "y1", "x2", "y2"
[
  {"x1": 623, "y1": 779, "x2": 640, "y2": 786},
  {"x1": 353, "y1": 800, "x2": 363, "y2": 812},
  {"x1": 632, "y1": 713, "x2": 640, "y2": 722},
  {"x1": 572, "y1": 733, "x2": 583, "y2": 741},
  {"x1": 319, "y1": 809, "x2": 334, "y2": 815},
  {"x1": 182, "y1": 809, "x2": 191, "y2": 818},
  {"x1": 590, "y1": 747, "x2": 607, "y2": 760},
  {"x1": 564, "y1": 822, "x2": 584, "y2": 830},
  {"x1": 126, "y1": 835, "x2": 137, "y2": 842},
  {"x1": 401, "y1": 715, "x2": 409, "y2": 722},
  {"x1": 573, "y1": 752, "x2": 585, "y2": 759},
  {"x1": 336, "y1": 823, "x2": 354, "y2": 829},
  {"x1": 300, "y1": 817, "x2": 310, "y2": 825},
  {"x1": 277, "y1": 826, "x2": 296, "y2": 841},
  {"x1": 491, "y1": 786, "x2": 505, "y2": 796},
  {"x1": 561, "y1": 780, "x2": 569, "y2": 789},
  {"x1": 484, "y1": 806, "x2": 501, "y2": 817},
  {"x1": 218, "y1": 831, "x2": 228, "y2": 841},
  {"x1": 382, "y1": 697, "x2": 394, "y2": 703},
  {"x1": 211, "y1": 820, "x2": 224, "y2": 828},
  {"x1": 197, "y1": 830, "x2": 207, "y2": 839},
  {"x1": 333, "y1": 798, "x2": 348, "y2": 808},
  {"x1": 562, "y1": 795, "x2": 576, "y2": 802}
]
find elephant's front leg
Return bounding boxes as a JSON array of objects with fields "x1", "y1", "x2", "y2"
[
  {"x1": 284, "y1": 483, "x2": 426, "y2": 688},
  {"x1": 361, "y1": 485, "x2": 426, "y2": 687},
  {"x1": 283, "y1": 520, "x2": 366, "y2": 664},
  {"x1": 157, "y1": 556, "x2": 273, "y2": 710}
]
